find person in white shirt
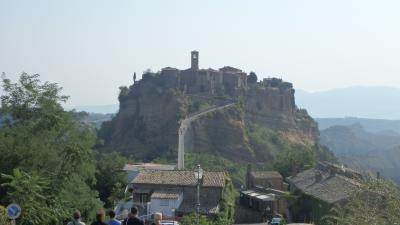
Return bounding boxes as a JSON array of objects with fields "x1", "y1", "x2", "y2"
[{"x1": 67, "y1": 210, "x2": 86, "y2": 225}]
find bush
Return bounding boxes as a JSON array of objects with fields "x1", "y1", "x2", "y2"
[{"x1": 0, "y1": 205, "x2": 8, "y2": 225}]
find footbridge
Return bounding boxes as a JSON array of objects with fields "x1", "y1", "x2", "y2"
[{"x1": 177, "y1": 102, "x2": 235, "y2": 169}]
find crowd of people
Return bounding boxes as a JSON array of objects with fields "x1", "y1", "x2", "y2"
[{"x1": 67, "y1": 206, "x2": 162, "y2": 225}]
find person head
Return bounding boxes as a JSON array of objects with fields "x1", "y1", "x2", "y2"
[
  {"x1": 122, "y1": 209, "x2": 129, "y2": 219},
  {"x1": 130, "y1": 206, "x2": 138, "y2": 217},
  {"x1": 153, "y1": 212, "x2": 162, "y2": 225},
  {"x1": 96, "y1": 210, "x2": 105, "y2": 222},
  {"x1": 73, "y1": 210, "x2": 81, "y2": 220},
  {"x1": 109, "y1": 210, "x2": 116, "y2": 219}
]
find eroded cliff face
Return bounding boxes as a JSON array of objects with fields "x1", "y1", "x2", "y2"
[
  {"x1": 98, "y1": 75, "x2": 319, "y2": 163},
  {"x1": 245, "y1": 82, "x2": 319, "y2": 146},
  {"x1": 99, "y1": 80, "x2": 188, "y2": 160},
  {"x1": 185, "y1": 106, "x2": 255, "y2": 163}
]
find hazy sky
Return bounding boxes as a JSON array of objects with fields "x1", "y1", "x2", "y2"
[{"x1": 1, "y1": 0, "x2": 400, "y2": 106}]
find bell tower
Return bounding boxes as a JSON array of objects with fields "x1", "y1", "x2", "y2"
[{"x1": 191, "y1": 50, "x2": 199, "y2": 70}]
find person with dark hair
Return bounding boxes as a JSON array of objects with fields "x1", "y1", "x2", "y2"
[
  {"x1": 122, "y1": 207, "x2": 144, "y2": 225},
  {"x1": 67, "y1": 210, "x2": 86, "y2": 225},
  {"x1": 108, "y1": 210, "x2": 121, "y2": 225},
  {"x1": 91, "y1": 210, "x2": 108, "y2": 225}
]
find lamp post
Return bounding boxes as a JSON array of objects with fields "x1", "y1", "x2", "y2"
[{"x1": 194, "y1": 164, "x2": 203, "y2": 225}]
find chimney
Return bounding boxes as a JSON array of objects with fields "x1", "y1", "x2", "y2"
[{"x1": 191, "y1": 51, "x2": 199, "y2": 70}]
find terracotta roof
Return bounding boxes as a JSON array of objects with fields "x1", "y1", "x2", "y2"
[
  {"x1": 123, "y1": 163, "x2": 175, "y2": 171},
  {"x1": 151, "y1": 190, "x2": 182, "y2": 199},
  {"x1": 287, "y1": 165, "x2": 361, "y2": 204},
  {"x1": 132, "y1": 170, "x2": 226, "y2": 187},
  {"x1": 250, "y1": 171, "x2": 282, "y2": 179}
]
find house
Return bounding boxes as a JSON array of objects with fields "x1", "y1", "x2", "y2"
[
  {"x1": 286, "y1": 162, "x2": 362, "y2": 224},
  {"x1": 246, "y1": 170, "x2": 288, "y2": 191},
  {"x1": 286, "y1": 162, "x2": 362, "y2": 205},
  {"x1": 128, "y1": 169, "x2": 226, "y2": 218},
  {"x1": 236, "y1": 167, "x2": 289, "y2": 224}
]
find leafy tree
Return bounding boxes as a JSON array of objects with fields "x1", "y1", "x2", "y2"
[
  {"x1": 118, "y1": 86, "x2": 129, "y2": 101},
  {"x1": 180, "y1": 214, "x2": 212, "y2": 225},
  {"x1": 0, "y1": 205, "x2": 8, "y2": 225},
  {"x1": 95, "y1": 152, "x2": 127, "y2": 208},
  {"x1": 0, "y1": 73, "x2": 102, "y2": 224},
  {"x1": 273, "y1": 144, "x2": 315, "y2": 177},
  {"x1": 1, "y1": 169, "x2": 68, "y2": 225},
  {"x1": 247, "y1": 72, "x2": 258, "y2": 84}
]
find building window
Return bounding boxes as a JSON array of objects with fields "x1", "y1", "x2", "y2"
[{"x1": 160, "y1": 199, "x2": 169, "y2": 206}]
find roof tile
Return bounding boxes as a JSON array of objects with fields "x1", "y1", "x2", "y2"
[{"x1": 132, "y1": 170, "x2": 226, "y2": 187}]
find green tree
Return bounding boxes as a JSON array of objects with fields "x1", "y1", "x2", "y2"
[
  {"x1": 0, "y1": 73, "x2": 102, "y2": 224},
  {"x1": 180, "y1": 214, "x2": 212, "y2": 225},
  {"x1": 95, "y1": 152, "x2": 127, "y2": 208},
  {"x1": 273, "y1": 145, "x2": 315, "y2": 177},
  {"x1": 0, "y1": 205, "x2": 9, "y2": 225},
  {"x1": 1, "y1": 169, "x2": 68, "y2": 225},
  {"x1": 247, "y1": 72, "x2": 258, "y2": 84}
]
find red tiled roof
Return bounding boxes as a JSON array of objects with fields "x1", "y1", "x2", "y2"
[{"x1": 132, "y1": 170, "x2": 226, "y2": 187}]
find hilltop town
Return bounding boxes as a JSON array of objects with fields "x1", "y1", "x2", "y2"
[{"x1": 98, "y1": 51, "x2": 324, "y2": 167}]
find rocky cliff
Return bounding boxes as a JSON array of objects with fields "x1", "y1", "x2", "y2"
[
  {"x1": 98, "y1": 68, "x2": 320, "y2": 165},
  {"x1": 98, "y1": 80, "x2": 188, "y2": 161},
  {"x1": 245, "y1": 79, "x2": 318, "y2": 146}
]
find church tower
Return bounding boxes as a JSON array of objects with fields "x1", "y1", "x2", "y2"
[{"x1": 191, "y1": 50, "x2": 199, "y2": 70}]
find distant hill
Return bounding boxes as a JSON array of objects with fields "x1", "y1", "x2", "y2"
[
  {"x1": 320, "y1": 122, "x2": 400, "y2": 183},
  {"x1": 320, "y1": 123, "x2": 400, "y2": 155},
  {"x1": 316, "y1": 117, "x2": 400, "y2": 134},
  {"x1": 339, "y1": 146, "x2": 400, "y2": 183},
  {"x1": 68, "y1": 104, "x2": 119, "y2": 114},
  {"x1": 296, "y1": 86, "x2": 400, "y2": 120},
  {"x1": 85, "y1": 113, "x2": 114, "y2": 129}
]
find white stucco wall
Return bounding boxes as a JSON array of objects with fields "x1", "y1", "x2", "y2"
[{"x1": 149, "y1": 195, "x2": 183, "y2": 217}]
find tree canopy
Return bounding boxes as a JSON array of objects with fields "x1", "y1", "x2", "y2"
[{"x1": 0, "y1": 73, "x2": 102, "y2": 224}]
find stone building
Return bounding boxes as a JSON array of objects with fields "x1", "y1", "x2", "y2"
[
  {"x1": 142, "y1": 51, "x2": 248, "y2": 96},
  {"x1": 236, "y1": 167, "x2": 289, "y2": 224},
  {"x1": 286, "y1": 162, "x2": 362, "y2": 224},
  {"x1": 246, "y1": 170, "x2": 287, "y2": 191},
  {"x1": 127, "y1": 170, "x2": 226, "y2": 219}
]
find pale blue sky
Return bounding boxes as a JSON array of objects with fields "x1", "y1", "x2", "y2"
[{"x1": 1, "y1": 0, "x2": 400, "y2": 106}]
